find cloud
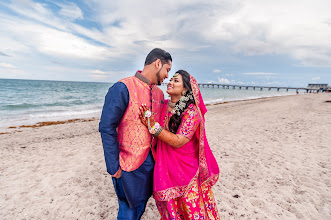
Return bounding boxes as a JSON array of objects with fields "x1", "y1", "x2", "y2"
[
  {"x1": 0, "y1": 51, "x2": 10, "y2": 56},
  {"x1": 0, "y1": 67, "x2": 27, "y2": 76},
  {"x1": 263, "y1": 81, "x2": 287, "y2": 86},
  {"x1": 3, "y1": 0, "x2": 331, "y2": 66},
  {"x1": 0, "y1": 0, "x2": 330, "y2": 84},
  {"x1": 35, "y1": 27, "x2": 109, "y2": 59},
  {"x1": 206, "y1": 0, "x2": 331, "y2": 66},
  {"x1": 0, "y1": 15, "x2": 111, "y2": 60},
  {"x1": 95, "y1": 0, "x2": 331, "y2": 67},
  {"x1": 217, "y1": 77, "x2": 230, "y2": 84},
  {"x1": 0, "y1": 62, "x2": 16, "y2": 68},
  {"x1": 88, "y1": 74, "x2": 108, "y2": 80},
  {"x1": 312, "y1": 77, "x2": 321, "y2": 81},
  {"x1": 242, "y1": 72, "x2": 278, "y2": 76},
  {"x1": 89, "y1": 70, "x2": 108, "y2": 75},
  {"x1": 88, "y1": 70, "x2": 132, "y2": 81},
  {"x1": 56, "y1": 2, "x2": 84, "y2": 20},
  {"x1": 50, "y1": 60, "x2": 61, "y2": 65}
]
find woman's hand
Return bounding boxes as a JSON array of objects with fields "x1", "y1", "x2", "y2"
[
  {"x1": 139, "y1": 104, "x2": 189, "y2": 148},
  {"x1": 139, "y1": 104, "x2": 155, "y2": 128}
]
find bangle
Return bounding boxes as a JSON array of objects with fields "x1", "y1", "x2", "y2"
[
  {"x1": 149, "y1": 122, "x2": 163, "y2": 136},
  {"x1": 154, "y1": 126, "x2": 163, "y2": 136}
]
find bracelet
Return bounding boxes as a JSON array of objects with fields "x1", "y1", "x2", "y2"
[
  {"x1": 149, "y1": 122, "x2": 163, "y2": 136},
  {"x1": 154, "y1": 126, "x2": 163, "y2": 136}
]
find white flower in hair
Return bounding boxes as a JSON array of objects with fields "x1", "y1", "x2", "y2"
[{"x1": 171, "y1": 92, "x2": 194, "y2": 116}]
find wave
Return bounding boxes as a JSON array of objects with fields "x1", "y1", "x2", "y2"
[
  {"x1": 28, "y1": 109, "x2": 101, "y2": 119},
  {"x1": 3, "y1": 103, "x2": 39, "y2": 110},
  {"x1": 0, "y1": 108, "x2": 101, "y2": 130},
  {"x1": 205, "y1": 98, "x2": 224, "y2": 104},
  {"x1": 203, "y1": 92, "x2": 295, "y2": 104},
  {"x1": 1, "y1": 99, "x2": 94, "y2": 110}
]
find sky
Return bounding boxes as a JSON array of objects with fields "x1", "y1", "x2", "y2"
[{"x1": 0, "y1": 0, "x2": 331, "y2": 87}]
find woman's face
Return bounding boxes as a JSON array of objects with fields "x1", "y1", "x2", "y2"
[{"x1": 167, "y1": 73, "x2": 186, "y2": 96}]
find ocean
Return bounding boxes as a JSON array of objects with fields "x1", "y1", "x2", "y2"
[{"x1": 0, "y1": 78, "x2": 296, "y2": 130}]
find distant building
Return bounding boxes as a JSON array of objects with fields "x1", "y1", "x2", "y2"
[
  {"x1": 307, "y1": 84, "x2": 328, "y2": 89},
  {"x1": 307, "y1": 84, "x2": 328, "y2": 91}
]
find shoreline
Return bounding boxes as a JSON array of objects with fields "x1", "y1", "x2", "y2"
[
  {"x1": 1, "y1": 118, "x2": 97, "y2": 135},
  {"x1": 0, "y1": 93, "x2": 302, "y2": 135}
]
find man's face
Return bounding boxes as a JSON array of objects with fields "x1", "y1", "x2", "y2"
[{"x1": 155, "y1": 60, "x2": 172, "y2": 85}]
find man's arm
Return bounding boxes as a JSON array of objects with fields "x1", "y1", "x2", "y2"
[{"x1": 99, "y1": 82, "x2": 129, "y2": 177}]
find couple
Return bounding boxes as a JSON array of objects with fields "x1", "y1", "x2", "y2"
[{"x1": 99, "y1": 48, "x2": 220, "y2": 219}]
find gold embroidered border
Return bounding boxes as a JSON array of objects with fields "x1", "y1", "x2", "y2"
[{"x1": 153, "y1": 171, "x2": 219, "y2": 201}]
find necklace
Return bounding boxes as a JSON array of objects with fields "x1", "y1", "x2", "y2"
[{"x1": 168, "y1": 101, "x2": 176, "y2": 108}]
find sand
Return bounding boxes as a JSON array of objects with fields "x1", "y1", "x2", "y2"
[{"x1": 0, "y1": 93, "x2": 330, "y2": 220}]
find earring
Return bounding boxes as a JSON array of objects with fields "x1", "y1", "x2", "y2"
[{"x1": 182, "y1": 91, "x2": 186, "y2": 96}]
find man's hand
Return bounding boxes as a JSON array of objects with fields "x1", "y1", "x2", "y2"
[{"x1": 113, "y1": 168, "x2": 122, "y2": 179}]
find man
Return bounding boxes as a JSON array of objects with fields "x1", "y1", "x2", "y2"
[{"x1": 99, "y1": 48, "x2": 172, "y2": 219}]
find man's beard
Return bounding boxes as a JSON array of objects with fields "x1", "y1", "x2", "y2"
[
  {"x1": 156, "y1": 71, "x2": 161, "y2": 85},
  {"x1": 156, "y1": 64, "x2": 163, "y2": 85}
]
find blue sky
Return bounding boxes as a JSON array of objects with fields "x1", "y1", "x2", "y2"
[{"x1": 0, "y1": 0, "x2": 330, "y2": 87}]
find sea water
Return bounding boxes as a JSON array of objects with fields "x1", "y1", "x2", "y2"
[{"x1": 0, "y1": 78, "x2": 296, "y2": 130}]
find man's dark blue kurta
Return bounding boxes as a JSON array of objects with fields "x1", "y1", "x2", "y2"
[{"x1": 99, "y1": 81, "x2": 155, "y2": 210}]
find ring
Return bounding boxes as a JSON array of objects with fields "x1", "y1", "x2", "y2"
[
  {"x1": 144, "y1": 110, "x2": 152, "y2": 130},
  {"x1": 144, "y1": 110, "x2": 151, "y2": 118}
]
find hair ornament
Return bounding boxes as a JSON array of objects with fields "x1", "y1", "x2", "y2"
[{"x1": 171, "y1": 92, "x2": 194, "y2": 116}]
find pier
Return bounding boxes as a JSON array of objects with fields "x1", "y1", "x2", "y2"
[{"x1": 162, "y1": 83, "x2": 322, "y2": 93}]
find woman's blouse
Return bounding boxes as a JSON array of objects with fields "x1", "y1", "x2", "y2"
[{"x1": 176, "y1": 103, "x2": 201, "y2": 140}]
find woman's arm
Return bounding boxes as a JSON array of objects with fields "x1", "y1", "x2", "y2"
[
  {"x1": 156, "y1": 128, "x2": 190, "y2": 148},
  {"x1": 139, "y1": 105, "x2": 189, "y2": 148}
]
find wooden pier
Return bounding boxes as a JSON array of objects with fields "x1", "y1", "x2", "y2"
[{"x1": 162, "y1": 83, "x2": 320, "y2": 93}]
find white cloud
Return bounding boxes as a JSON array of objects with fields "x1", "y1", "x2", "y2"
[
  {"x1": 88, "y1": 70, "x2": 132, "y2": 81},
  {"x1": 89, "y1": 70, "x2": 107, "y2": 74},
  {"x1": 242, "y1": 72, "x2": 278, "y2": 76},
  {"x1": 312, "y1": 77, "x2": 321, "y2": 81},
  {"x1": 264, "y1": 81, "x2": 287, "y2": 86},
  {"x1": 0, "y1": 67, "x2": 27, "y2": 76},
  {"x1": 36, "y1": 27, "x2": 109, "y2": 59},
  {"x1": 4, "y1": 0, "x2": 60, "y2": 28},
  {"x1": 89, "y1": 74, "x2": 108, "y2": 80},
  {"x1": 206, "y1": 0, "x2": 331, "y2": 66},
  {"x1": 91, "y1": 0, "x2": 331, "y2": 67},
  {"x1": 0, "y1": 15, "x2": 111, "y2": 60},
  {"x1": 217, "y1": 77, "x2": 230, "y2": 84},
  {"x1": 0, "y1": 0, "x2": 331, "y2": 83},
  {"x1": 3, "y1": 0, "x2": 331, "y2": 66},
  {"x1": 0, "y1": 51, "x2": 10, "y2": 56},
  {"x1": 57, "y1": 2, "x2": 83, "y2": 20},
  {"x1": 0, "y1": 62, "x2": 16, "y2": 68}
]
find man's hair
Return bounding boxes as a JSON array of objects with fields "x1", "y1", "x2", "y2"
[{"x1": 144, "y1": 48, "x2": 172, "y2": 66}]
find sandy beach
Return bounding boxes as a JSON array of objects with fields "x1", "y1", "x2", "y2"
[{"x1": 1, "y1": 93, "x2": 330, "y2": 220}]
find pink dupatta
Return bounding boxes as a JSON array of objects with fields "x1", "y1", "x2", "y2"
[{"x1": 153, "y1": 75, "x2": 219, "y2": 201}]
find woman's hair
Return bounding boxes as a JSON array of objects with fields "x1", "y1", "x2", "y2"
[{"x1": 168, "y1": 70, "x2": 196, "y2": 133}]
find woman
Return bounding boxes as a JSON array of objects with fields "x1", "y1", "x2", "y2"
[{"x1": 139, "y1": 70, "x2": 220, "y2": 219}]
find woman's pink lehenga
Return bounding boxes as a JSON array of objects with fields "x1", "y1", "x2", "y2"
[{"x1": 153, "y1": 76, "x2": 220, "y2": 219}]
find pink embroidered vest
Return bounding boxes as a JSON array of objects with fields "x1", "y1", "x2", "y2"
[{"x1": 118, "y1": 75, "x2": 164, "y2": 171}]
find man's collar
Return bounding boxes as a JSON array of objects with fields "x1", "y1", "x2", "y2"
[{"x1": 135, "y1": 71, "x2": 151, "y2": 85}]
